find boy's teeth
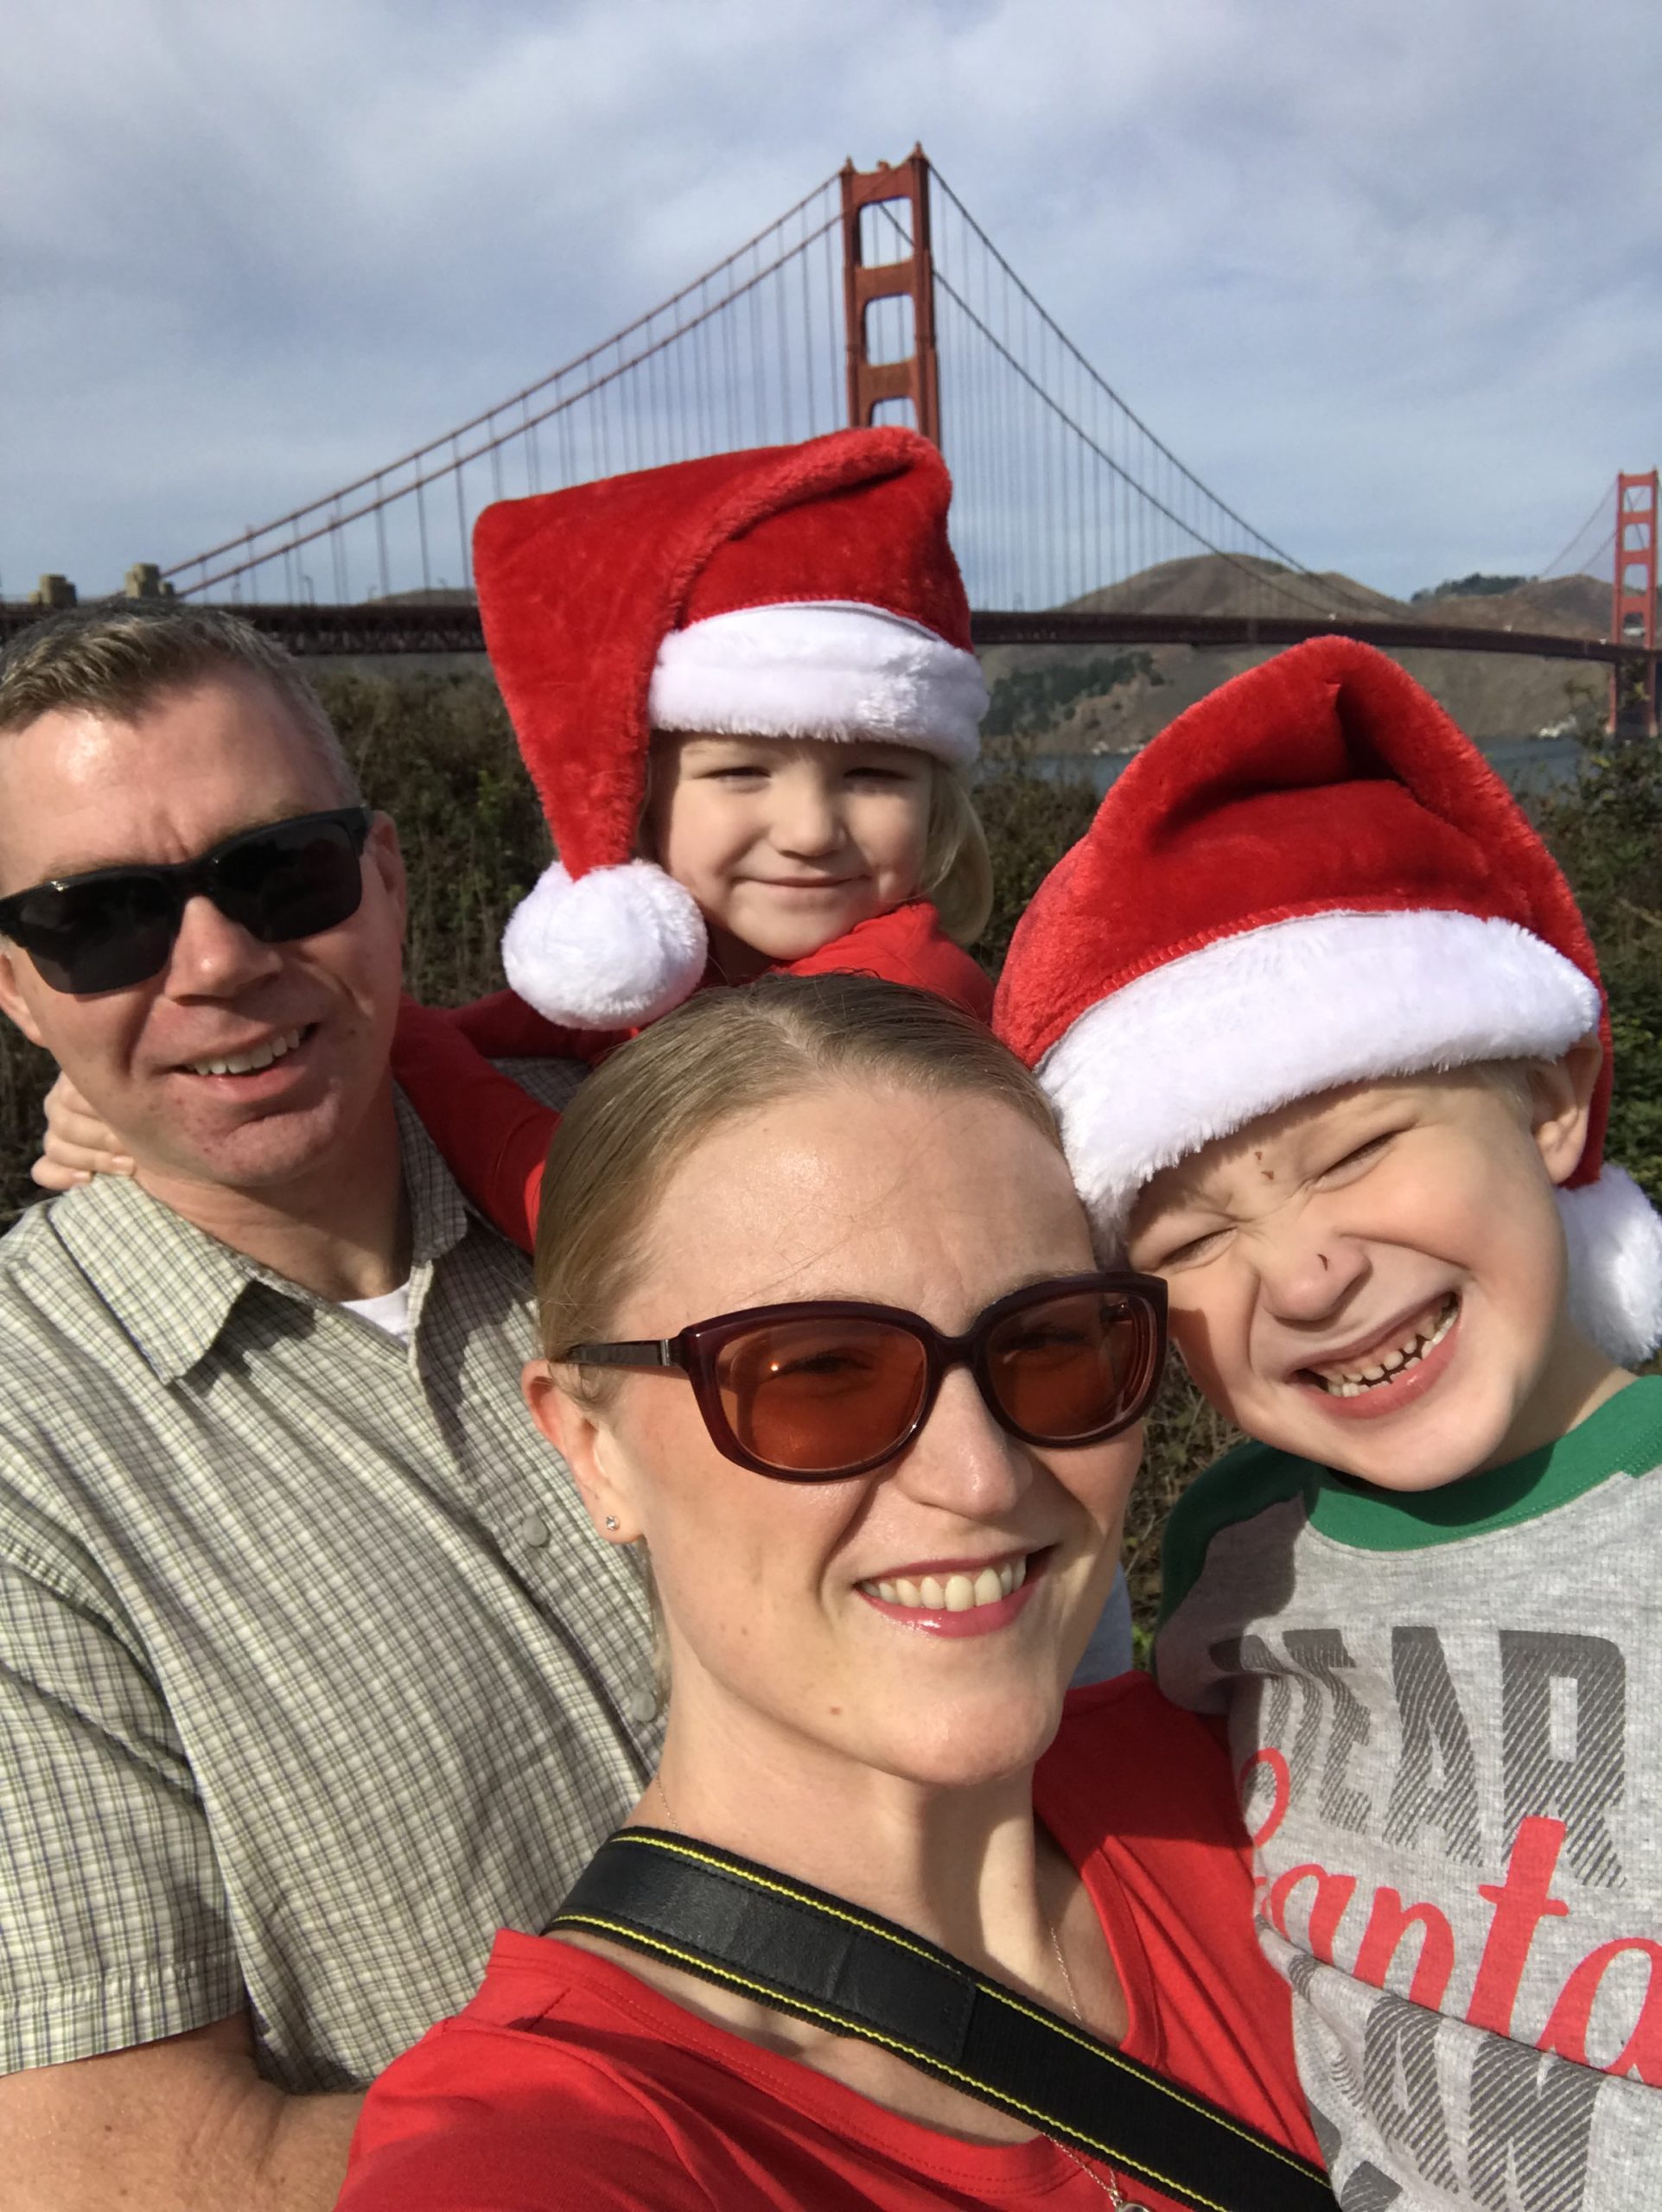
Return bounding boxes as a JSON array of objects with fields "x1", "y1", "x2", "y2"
[
  {"x1": 862, "y1": 1557, "x2": 1028, "y2": 1610},
  {"x1": 1310, "y1": 1294, "x2": 1458, "y2": 1396},
  {"x1": 188, "y1": 1027, "x2": 304, "y2": 1078}
]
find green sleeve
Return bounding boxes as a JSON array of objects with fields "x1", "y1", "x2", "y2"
[{"x1": 1156, "y1": 1436, "x2": 1321, "y2": 1628}]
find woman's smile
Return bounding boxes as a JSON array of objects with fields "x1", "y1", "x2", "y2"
[{"x1": 854, "y1": 1547, "x2": 1048, "y2": 1636}]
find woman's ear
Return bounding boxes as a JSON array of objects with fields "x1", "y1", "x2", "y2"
[
  {"x1": 1530, "y1": 1035, "x2": 1603, "y2": 1186},
  {"x1": 521, "y1": 1359, "x2": 641, "y2": 1542}
]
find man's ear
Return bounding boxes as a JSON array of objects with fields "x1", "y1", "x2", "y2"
[
  {"x1": 0, "y1": 947, "x2": 48, "y2": 1048},
  {"x1": 1530, "y1": 1035, "x2": 1603, "y2": 1187},
  {"x1": 522, "y1": 1358, "x2": 641, "y2": 1541},
  {"x1": 367, "y1": 812, "x2": 408, "y2": 938}
]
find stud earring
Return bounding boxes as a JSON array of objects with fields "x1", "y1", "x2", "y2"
[{"x1": 604, "y1": 1516, "x2": 620, "y2": 1531}]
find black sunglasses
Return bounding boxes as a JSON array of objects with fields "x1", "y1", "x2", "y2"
[
  {"x1": 0, "y1": 806, "x2": 373, "y2": 995},
  {"x1": 563, "y1": 1272, "x2": 1168, "y2": 1482}
]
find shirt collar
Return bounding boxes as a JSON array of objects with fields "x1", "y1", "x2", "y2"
[{"x1": 48, "y1": 1088, "x2": 473, "y2": 1384}]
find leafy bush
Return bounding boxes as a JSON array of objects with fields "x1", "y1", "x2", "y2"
[
  {"x1": 1410, "y1": 572, "x2": 1531, "y2": 603},
  {"x1": 969, "y1": 761, "x2": 1099, "y2": 971},
  {"x1": 1532, "y1": 728, "x2": 1662, "y2": 1205},
  {"x1": 321, "y1": 672, "x2": 551, "y2": 1008},
  {"x1": 1125, "y1": 1361, "x2": 1240, "y2": 1662},
  {"x1": 982, "y1": 652, "x2": 1159, "y2": 741}
]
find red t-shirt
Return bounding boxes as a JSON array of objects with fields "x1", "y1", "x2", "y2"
[
  {"x1": 339, "y1": 1676, "x2": 1320, "y2": 2211},
  {"x1": 390, "y1": 901, "x2": 993, "y2": 1254}
]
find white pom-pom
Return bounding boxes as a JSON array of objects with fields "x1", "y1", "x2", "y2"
[
  {"x1": 500, "y1": 860, "x2": 708, "y2": 1030},
  {"x1": 1557, "y1": 1165, "x2": 1662, "y2": 1368}
]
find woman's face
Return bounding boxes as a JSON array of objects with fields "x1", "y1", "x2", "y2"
[{"x1": 547, "y1": 1081, "x2": 1144, "y2": 1791}]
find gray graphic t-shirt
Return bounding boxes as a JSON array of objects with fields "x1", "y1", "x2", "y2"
[{"x1": 1156, "y1": 1378, "x2": 1662, "y2": 2210}]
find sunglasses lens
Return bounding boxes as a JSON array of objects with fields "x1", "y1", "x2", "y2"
[
  {"x1": 984, "y1": 1289, "x2": 1155, "y2": 1443},
  {"x1": 0, "y1": 812, "x2": 370, "y2": 995},
  {"x1": 213, "y1": 817, "x2": 365, "y2": 944},
  {"x1": 715, "y1": 1318, "x2": 929, "y2": 1477},
  {"x1": 10, "y1": 874, "x2": 181, "y2": 995}
]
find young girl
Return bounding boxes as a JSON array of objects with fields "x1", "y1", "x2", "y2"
[{"x1": 388, "y1": 425, "x2": 997, "y2": 1252}]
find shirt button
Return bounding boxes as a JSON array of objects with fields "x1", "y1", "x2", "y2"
[
  {"x1": 519, "y1": 1510, "x2": 551, "y2": 1548},
  {"x1": 626, "y1": 1688, "x2": 659, "y2": 1726}
]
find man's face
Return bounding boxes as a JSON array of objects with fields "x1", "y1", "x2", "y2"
[{"x1": 0, "y1": 671, "x2": 406, "y2": 1205}]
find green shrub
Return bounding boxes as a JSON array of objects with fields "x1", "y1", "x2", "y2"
[
  {"x1": 983, "y1": 652, "x2": 1159, "y2": 742},
  {"x1": 970, "y1": 761, "x2": 1099, "y2": 972},
  {"x1": 1532, "y1": 733, "x2": 1662, "y2": 1205},
  {"x1": 322, "y1": 671, "x2": 552, "y2": 1008}
]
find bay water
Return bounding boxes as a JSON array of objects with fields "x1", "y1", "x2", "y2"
[{"x1": 1004, "y1": 734, "x2": 1584, "y2": 802}]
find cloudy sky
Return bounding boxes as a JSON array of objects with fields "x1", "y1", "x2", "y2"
[{"x1": 6, "y1": 0, "x2": 1659, "y2": 605}]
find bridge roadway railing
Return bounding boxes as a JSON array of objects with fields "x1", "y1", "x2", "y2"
[{"x1": 0, "y1": 600, "x2": 1654, "y2": 677}]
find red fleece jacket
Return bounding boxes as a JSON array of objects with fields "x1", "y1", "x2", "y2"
[{"x1": 392, "y1": 901, "x2": 992, "y2": 1253}]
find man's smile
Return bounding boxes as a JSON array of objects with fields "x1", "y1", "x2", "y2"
[{"x1": 181, "y1": 1023, "x2": 314, "y2": 1079}]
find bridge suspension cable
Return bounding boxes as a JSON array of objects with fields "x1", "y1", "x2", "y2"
[
  {"x1": 1533, "y1": 478, "x2": 1618, "y2": 584},
  {"x1": 162, "y1": 174, "x2": 849, "y2": 602},
  {"x1": 919, "y1": 168, "x2": 1391, "y2": 625},
  {"x1": 161, "y1": 151, "x2": 1381, "y2": 626}
]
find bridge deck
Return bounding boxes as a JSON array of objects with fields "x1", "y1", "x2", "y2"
[{"x1": 0, "y1": 601, "x2": 1651, "y2": 670}]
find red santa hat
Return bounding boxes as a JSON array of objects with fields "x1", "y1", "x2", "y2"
[
  {"x1": 994, "y1": 637, "x2": 1662, "y2": 1366},
  {"x1": 474, "y1": 427, "x2": 986, "y2": 1030}
]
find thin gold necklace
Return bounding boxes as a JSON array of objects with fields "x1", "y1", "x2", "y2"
[
  {"x1": 1046, "y1": 1911, "x2": 1149, "y2": 2209},
  {"x1": 653, "y1": 1774, "x2": 1147, "y2": 2209}
]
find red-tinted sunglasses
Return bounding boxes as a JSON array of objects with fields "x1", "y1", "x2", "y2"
[{"x1": 562, "y1": 1272, "x2": 1168, "y2": 1482}]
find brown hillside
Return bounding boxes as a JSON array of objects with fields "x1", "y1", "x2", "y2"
[
  {"x1": 1068, "y1": 553, "x2": 1402, "y2": 624},
  {"x1": 1424, "y1": 575, "x2": 1610, "y2": 636},
  {"x1": 978, "y1": 563, "x2": 1615, "y2": 751}
]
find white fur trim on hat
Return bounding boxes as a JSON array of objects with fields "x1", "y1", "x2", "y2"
[
  {"x1": 1040, "y1": 908, "x2": 1602, "y2": 1239},
  {"x1": 647, "y1": 601, "x2": 986, "y2": 766},
  {"x1": 500, "y1": 860, "x2": 708, "y2": 1030},
  {"x1": 1557, "y1": 1166, "x2": 1662, "y2": 1366}
]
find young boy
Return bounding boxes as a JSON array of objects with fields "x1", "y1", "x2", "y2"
[{"x1": 996, "y1": 637, "x2": 1662, "y2": 2210}]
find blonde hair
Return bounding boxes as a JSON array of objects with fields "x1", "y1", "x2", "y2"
[
  {"x1": 533, "y1": 970, "x2": 1056, "y2": 1376},
  {"x1": 921, "y1": 760, "x2": 994, "y2": 947}
]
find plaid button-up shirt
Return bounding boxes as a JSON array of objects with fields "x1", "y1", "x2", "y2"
[{"x1": 0, "y1": 1083, "x2": 659, "y2": 2091}]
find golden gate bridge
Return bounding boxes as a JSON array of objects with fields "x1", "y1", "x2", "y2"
[{"x1": 10, "y1": 147, "x2": 1658, "y2": 735}]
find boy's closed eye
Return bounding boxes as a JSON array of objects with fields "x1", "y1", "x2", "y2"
[
  {"x1": 1312, "y1": 1128, "x2": 1405, "y2": 1185},
  {"x1": 1132, "y1": 1218, "x2": 1232, "y2": 1274},
  {"x1": 1131, "y1": 1124, "x2": 1410, "y2": 1272}
]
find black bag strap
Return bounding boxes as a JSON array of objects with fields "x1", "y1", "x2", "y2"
[{"x1": 551, "y1": 1829, "x2": 1333, "y2": 2212}]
